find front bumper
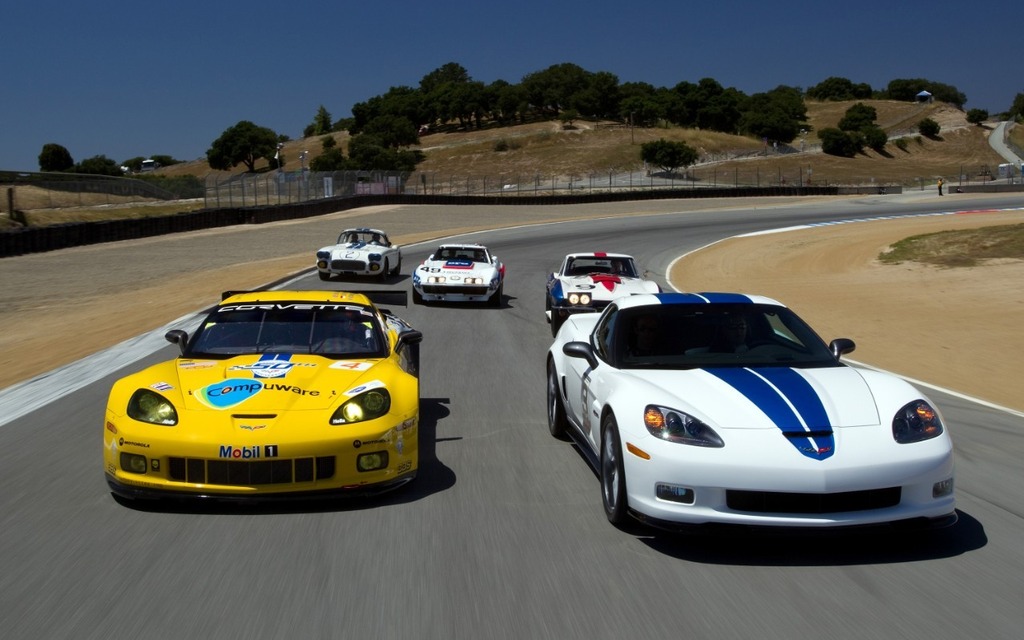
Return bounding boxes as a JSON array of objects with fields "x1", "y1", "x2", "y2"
[
  {"x1": 620, "y1": 428, "x2": 956, "y2": 529},
  {"x1": 104, "y1": 413, "x2": 418, "y2": 500}
]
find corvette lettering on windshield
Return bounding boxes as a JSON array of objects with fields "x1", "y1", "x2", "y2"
[{"x1": 218, "y1": 303, "x2": 363, "y2": 312}]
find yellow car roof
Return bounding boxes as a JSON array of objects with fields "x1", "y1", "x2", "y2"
[{"x1": 220, "y1": 290, "x2": 374, "y2": 306}]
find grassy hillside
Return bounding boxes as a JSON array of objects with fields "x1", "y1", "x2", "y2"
[
  {"x1": 5, "y1": 100, "x2": 1012, "y2": 228},
  {"x1": 159, "y1": 100, "x2": 1008, "y2": 188}
]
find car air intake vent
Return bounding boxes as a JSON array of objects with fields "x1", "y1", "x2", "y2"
[
  {"x1": 727, "y1": 487, "x2": 901, "y2": 514},
  {"x1": 168, "y1": 456, "x2": 335, "y2": 486}
]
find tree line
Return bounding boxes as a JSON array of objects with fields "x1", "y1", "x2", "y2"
[{"x1": 37, "y1": 61, "x2": 1024, "y2": 175}]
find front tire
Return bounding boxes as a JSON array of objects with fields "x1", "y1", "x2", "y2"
[
  {"x1": 601, "y1": 413, "x2": 629, "y2": 526},
  {"x1": 546, "y1": 358, "x2": 568, "y2": 439},
  {"x1": 318, "y1": 271, "x2": 331, "y2": 281},
  {"x1": 489, "y1": 284, "x2": 503, "y2": 308}
]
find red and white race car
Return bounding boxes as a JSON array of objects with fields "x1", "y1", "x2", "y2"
[
  {"x1": 545, "y1": 252, "x2": 660, "y2": 336},
  {"x1": 412, "y1": 243, "x2": 505, "y2": 306}
]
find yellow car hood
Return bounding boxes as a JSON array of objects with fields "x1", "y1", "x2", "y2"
[{"x1": 169, "y1": 354, "x2": 384, "y2": 412}]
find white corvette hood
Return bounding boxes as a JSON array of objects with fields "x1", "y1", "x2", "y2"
[
  {"x1": 638, "y1": 366, "x2": 881, "y2": 430},
  {"x1": 421, "y1": 258, "x2": 495, "y2": 276},
  {"x1": 326, "y1": 242, "x2": 379, "y2": 257},
  {"x1": 561, "y1": 274, "x2": 655, "y2": 300}
]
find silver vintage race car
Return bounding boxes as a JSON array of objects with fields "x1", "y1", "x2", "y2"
[
  {"x1": 412, "y1": 243, "x2": 505, "y2": 306},
  {"x1": 545, "y1": 252, "x2": 660, "y2": 336},
  {"x1": 316, "y1": 228, "x2": 402, "y2": 280}
]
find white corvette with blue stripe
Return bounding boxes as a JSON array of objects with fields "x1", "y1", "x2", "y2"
[{"x1": 546, "y1": 292, "x2": 956, "y2": 531}]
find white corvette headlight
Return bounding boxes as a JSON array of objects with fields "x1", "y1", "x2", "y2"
[
  {"x1": 644, "y1": 405, "x2": 723, "y2": 447},
  {"x1": 892, "y1": 400, "x2": 943, "y2": 444}
]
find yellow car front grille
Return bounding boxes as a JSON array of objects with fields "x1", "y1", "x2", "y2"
[{"x1": 167, "y1": 456, "x2": 336, "y2": 486}]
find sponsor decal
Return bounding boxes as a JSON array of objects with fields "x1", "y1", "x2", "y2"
[
  {"x1": 262, "y1": 382, "x2": 320, "y2": 396},
  {"x1": 197, "y1": 378, "x2": 263, "y2": 409},
  {"x1": 443, "y1": 259, "x2": 474, "y2": 269},
  {"x1": 218, "y1": 444, "x2": 279, "y2": 459},
  {"x1": 218, "y1": 303, "x2": 360, "y2": 313},
  {"x1": 353, "y1": 438, "x2": 388, "y2": 448},
  {"x1": 706, "y1": 367, "x2": 835, "y2": 461},
  {"x1": 178, "y1": 360, "x2": 216, "y2": 370},
  {"x1": 229, "y1": 354, "x2": 315, "y2": 379},
  {"x1": 119, "y1": 438, "x2": 150, "y2": 448},
  {"x1": 396, "y1": 460, "x2": 412, "y2": 474},
  {"x1": 344, "y1": 380, "x2": 385, "y2": 396},
  {"x1": 151, "y1": 382, "x2": 174, "y2": 391}
]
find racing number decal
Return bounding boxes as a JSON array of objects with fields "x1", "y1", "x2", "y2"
[{"x1": 581, "y1": 371, "x2": 593, "y2": 438}]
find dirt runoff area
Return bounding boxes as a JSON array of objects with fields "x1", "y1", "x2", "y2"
[
  {"x1": 1, "y1": 198, "x2": 1022, "y2": 413},
  {"x1": 671, "y1": 208, "x2": 1024, "y2": 411}
]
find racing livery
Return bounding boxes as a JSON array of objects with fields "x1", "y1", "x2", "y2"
[
  {"x1": 412, "y1": 243, "x2": 505, "y2": 306},
  {"x1": 316, "y1": 228, "x2": 402, "y2": 280},
  {"x1": 547, "y1": 292, "x2": 956, "y2": 531},
  {"x1": 104, "y1": 290, "x2": 423, "y2": 501},
  {"x1": 546, "y1": 252, "x2": 660, "y2": 336}
]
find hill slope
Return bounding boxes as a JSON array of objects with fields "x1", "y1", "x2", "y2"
[{"x1": 159, "y1": 100, "x2": 1008, "y2": 187}]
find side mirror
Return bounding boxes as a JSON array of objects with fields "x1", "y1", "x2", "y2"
[
  {"x1": 563, "y1": 341, "x2": 599, "y2": 369},
  {"x1": 165, "y1": 329, "x2": 189, "y2": 356},
  {"x1": 396, "y1": 330, "x2": 424, "y2": 353},
  {"x1": 829, "y1": 338, "x2": 856, "y2": 360}
]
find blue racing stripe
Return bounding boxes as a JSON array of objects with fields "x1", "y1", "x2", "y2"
[
  {"x1": 708, "y1": 367, "x2": 834, "y2": 460},
  {"x1": 653, "y1": 292, "x2": 753, "y2": 305},
  {"x1": 755, "y1": 367, "x2": 830, "y2": 429},
  {"x1": 700, "y1": 292, "x2": 753, "y2": 303}
]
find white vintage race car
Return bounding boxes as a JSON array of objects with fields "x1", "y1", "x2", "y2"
[
  {"x1": 546, "y1": 292, "x2": 956, "y2": 532},
  {"x1": 412, "y1": 243, "x2": 505, "y2": 306},
  {"x1": 545, "y1": 252, "x2": 660, "y2": 336},
  {"x1": 316, "y1": 228, "x2": 402, "y2": 280}
]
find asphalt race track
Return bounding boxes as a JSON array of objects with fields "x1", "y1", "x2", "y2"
[{"x1": 2, "y1": 196, "x2": 1023, "y2": 639}]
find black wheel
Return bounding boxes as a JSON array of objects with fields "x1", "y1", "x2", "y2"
[
  {"x1": 489, "y1": 284, "x2": 503, "y2": 308},
  {"x1": 412, "y1": 288, "x2": 424, "y2": 305},
  {"x1": 391, "y1": 255, "x2": 402, "y2": 276},
  {"x1": 601, "y1": 413, "x2": 629, "y2": 525},
  {"x1": 546, "y1": 358, "x2": 568, "y2": 439},
  {"x1": 550, "y1": 312, "x2": 565, "y2": 337},
  {"x1": 318, "y1": 271, "x2": 331, "y2": 281},
  {"x1": 379, "y1": 259, "x2": 389, "y2": 280}
]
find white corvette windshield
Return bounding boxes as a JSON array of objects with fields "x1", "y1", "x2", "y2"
[{"x1": 617, "y1": 304, "x2": 838, "y2": 369}]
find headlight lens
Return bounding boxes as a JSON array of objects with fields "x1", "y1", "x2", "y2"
[
  {"x1": 567, "y1": 293, "x2": 591, "y2": 306},
  {"x1": 127, "y1": 389, "x2": 178, "y2": 425},
  {"x1": 644, "y1": 405, "x2": 723, "y2": 447},
  {"x1": 331, "y1": 389, "x2": 391, "y2": 425},
  {"x1": 892, "y1": 400, "x2": 944, "y2": 443}
]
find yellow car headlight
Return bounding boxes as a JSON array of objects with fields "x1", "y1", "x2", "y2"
[
  {"x1": 127, "y1": 389, "x2": 178, "y2": 425},
  {"x1": 331, "y1": 389, "x2": 391, "y2": 425}
]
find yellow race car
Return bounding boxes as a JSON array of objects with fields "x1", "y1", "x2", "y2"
[{"x1": 103, "y1": 290, "x2": 423, "y2": 501}]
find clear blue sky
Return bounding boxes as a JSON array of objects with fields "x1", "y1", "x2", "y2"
[{"x1": 1, "y1": 0, "x2": 1014, "y2": 171}]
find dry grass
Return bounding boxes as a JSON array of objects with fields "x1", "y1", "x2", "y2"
[{"x1": 879, "y1": 223, "x2": 1024, "y2": 267}]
